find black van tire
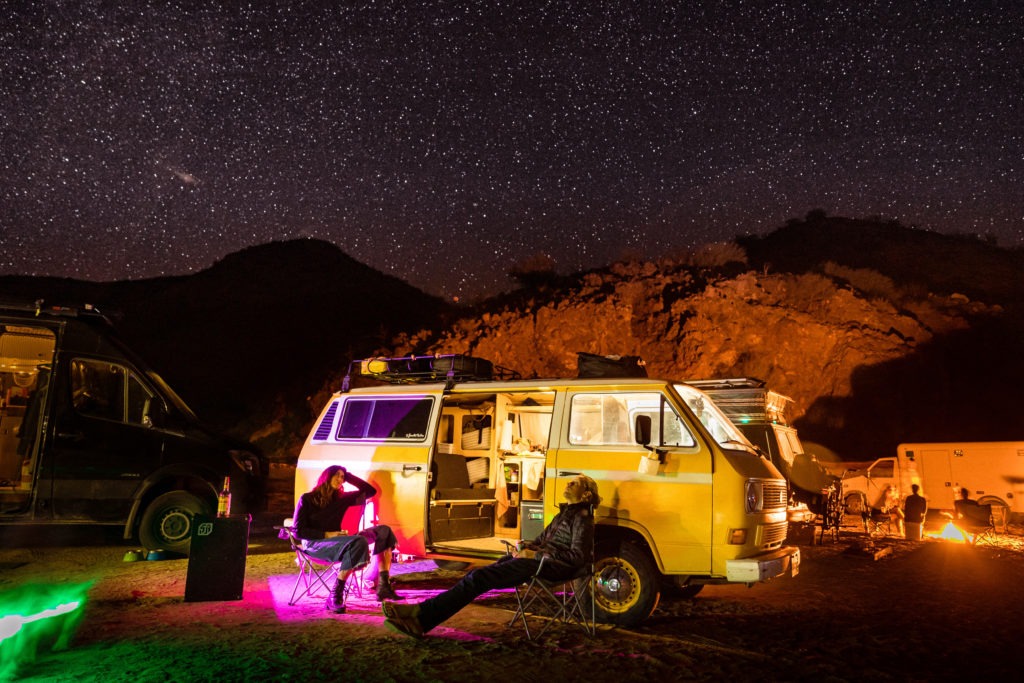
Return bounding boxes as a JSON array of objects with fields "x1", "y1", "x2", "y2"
[
  {"x1": 139, "y1": 491, "x2": 210, "y2": 555},
  {"x1": 591, "y1": 540, "x2": 660, "y2": 627}
]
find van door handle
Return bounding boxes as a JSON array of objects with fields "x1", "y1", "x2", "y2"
[
  {"x1": 558, "y1": 470, "x2": 581, "y2": 477},
  {"x1": 57, "y1": 431, "x2": 86, "y2": 442},
  {"x1": 403, "y1": 465, "x2": 423, "y2": 472}
]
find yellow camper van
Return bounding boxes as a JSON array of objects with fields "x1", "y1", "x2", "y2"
[{"x1": 294, "y1": 355, "x2": 799, "y2": 626}]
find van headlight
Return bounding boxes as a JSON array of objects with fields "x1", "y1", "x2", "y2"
[{"x1": 745, "y1": 480, "x2": 764, "y2": 513}]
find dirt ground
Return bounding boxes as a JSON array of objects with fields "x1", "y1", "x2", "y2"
[{"x1": 2, "y1": 516, "x2": 1023, "y2": 682}]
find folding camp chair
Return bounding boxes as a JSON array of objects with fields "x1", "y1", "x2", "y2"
[
  {"x1": 863, "y1": 507, "x2": 899, "y2": 537},
  {"x1": 953, "y1": 502, "x2": 996, "y2": 546},
  {"x1": 504, "y1": 542, "x2": 597, "y2": 641},
  {"x1": 278, "y1": 522, "x2": 343, "y2": 606},
  {"x1": 277, "y1": 514, "x2": 368, "y2": 607}
]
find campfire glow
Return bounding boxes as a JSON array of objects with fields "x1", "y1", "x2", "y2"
[{"x1": 934, "y1": 522, "x2": 967, "y2": 543}]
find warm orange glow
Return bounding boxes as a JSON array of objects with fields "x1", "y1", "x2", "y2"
[{"x1": 934, "y1": 522, "x2": 967, "y2": 543}]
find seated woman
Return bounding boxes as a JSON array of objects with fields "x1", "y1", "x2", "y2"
[{"x1": 294, "y1": 465, "x2": 402, "y2": 612}]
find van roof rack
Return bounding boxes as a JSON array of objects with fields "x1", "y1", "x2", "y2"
[
  {"x1": 685, "y1": 377, "x2": 792, "y2": 425},
  {"x1": 341, "y1": 354, "x2": 521, "y2": 392},
  {"x1": 0, "y1": 299, "x2": 114, "y2": 323}
]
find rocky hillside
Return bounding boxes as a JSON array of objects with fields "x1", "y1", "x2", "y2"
[{"x1": 382, "y1": 255, "x2": 1001, "y2": 463}]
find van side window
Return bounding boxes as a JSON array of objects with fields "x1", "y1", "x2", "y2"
[
  {"x1": 71, "y1": 359, "x2": 124, "y2": 421},
  {"x1": 568, "y1": 392, "x2": 695, "y2": 447},
  {"x1": 870, "y1": 460, "x2": 894, "y2": 478},
  {"x1": 70, "y1": 358, "x2": 155, "y2": 426},
  {"x1": 337, "y1": 397, "x2": 434, "y2": 441}
]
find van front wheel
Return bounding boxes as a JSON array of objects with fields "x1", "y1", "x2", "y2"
[
  {"x1": 591, "y1": 541, "x2": 660, "y2": 627},
  {"x1": 139, "y1": 491, "x2": 209, "y2": 555}
]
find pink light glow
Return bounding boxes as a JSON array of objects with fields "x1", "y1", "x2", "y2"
[{"x1": 264, "y1": 573, "x2": 503, "y2": 641}]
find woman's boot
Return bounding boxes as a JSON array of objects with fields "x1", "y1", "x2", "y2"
[
  {"x1": 326, "y1": 575, "x2": 347, "y2": 614},
  {"x1": 376, "y1": 570, "x2": 400, "y2": 601}
]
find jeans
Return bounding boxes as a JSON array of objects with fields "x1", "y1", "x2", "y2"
[{"x1": 417, "y1": 555, "x2": 574, "y2": 633}]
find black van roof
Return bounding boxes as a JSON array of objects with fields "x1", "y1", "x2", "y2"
[{"x1": 0, "y1": 300, "x2": 114, "y2": 324}]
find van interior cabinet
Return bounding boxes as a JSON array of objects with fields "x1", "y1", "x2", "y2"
[
  {"x1": 499, "y1": 456, "x2": 545, "y2": 535},
  {"x1": 429, "y1": 502, "x2": 495, "y2": 542}
]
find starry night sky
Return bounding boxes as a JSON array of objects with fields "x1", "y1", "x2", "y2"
[{"x1": 2, "y1": 1, "x2": 1022, "y2": 299}]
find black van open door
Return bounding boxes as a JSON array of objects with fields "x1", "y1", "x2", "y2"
[{"x1": 44, "y1": 357, "x2": 167, "y2": 522}]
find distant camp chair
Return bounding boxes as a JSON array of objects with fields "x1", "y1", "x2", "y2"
[
  {"x1": 863, "y1": 507, "x2": 894, "y2": 537},
  {"x1": 504, "y1": 520, "x2": 597, "y2": 641},
  {"x1": 954, "y1": 501, "x2": 996, "y2": 546}
]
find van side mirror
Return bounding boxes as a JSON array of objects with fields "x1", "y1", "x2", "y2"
[
  {"x1": 143, "y1": 398, "x2": 166, "y2": 429},
  {"x1": 635, "y1": 415, "x2": 652, "y2": 447}
]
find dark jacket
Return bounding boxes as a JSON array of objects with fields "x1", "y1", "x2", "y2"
[
  {"x1": 294, "y1": 472, "x2": 376, "y2": 541},
  {"x1": 903, "y1": 493, "x2": 928, "y2": 524},
  {"x1": 525, "y1": 501, "x2": 595, "y2": 574}
]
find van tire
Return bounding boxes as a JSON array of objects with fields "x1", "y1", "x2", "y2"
[
  {"x1": 844, "y1": 493, "x2": 866, "y2": 515},
  {"x1": 591, "y1": 541, "x2": 660, "y2": 627},
  {"x1": 139, "y1": 491, "x2": 210, "y2": 555}
]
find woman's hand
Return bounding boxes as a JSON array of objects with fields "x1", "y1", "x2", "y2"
[{"x1": 515, "y1": 547, "x2": 537, "y2": 560}]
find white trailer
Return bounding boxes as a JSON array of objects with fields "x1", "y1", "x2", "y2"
[
  {"x1": 899, "y1": 442, "x2": 1024, "y2": 521},
  {"x1": 842, "y1": 442, "x2": 1024, "y2": 523}
]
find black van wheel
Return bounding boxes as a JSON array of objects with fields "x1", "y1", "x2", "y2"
[
  {"x1": 139, "y1": 491, "x2": 209, "y2": 555},
  {"x1": 591, "y1": 541, "x2": 661, "y2": 627}
]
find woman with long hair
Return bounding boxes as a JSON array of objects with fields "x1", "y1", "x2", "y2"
[{"x1": 294, "y1": 465, "x2": 401, "y2": 613}]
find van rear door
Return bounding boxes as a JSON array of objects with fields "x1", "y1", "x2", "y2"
[{"x1": 300, "y1": 393, "x2": 434, "y2": 555}]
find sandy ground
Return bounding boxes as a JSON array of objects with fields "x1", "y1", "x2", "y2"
[{"x1": 2, "y1": 516, "x2": 1023, "y2": 682}]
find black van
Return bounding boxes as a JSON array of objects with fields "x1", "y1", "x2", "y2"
[{"x1": 0, "y1": 301, "x2": 265, "y2": 553}]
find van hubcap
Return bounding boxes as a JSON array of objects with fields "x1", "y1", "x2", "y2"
[
  {"x1": 158, "y1": 509, "x2": 192, "y2": 543},
  {"x1": 595, "y1": 560, "x2": 639, "y2": 613}
]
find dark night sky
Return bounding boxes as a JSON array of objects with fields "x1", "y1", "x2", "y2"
[{"x1": 2, "y1": 1, "x2": 1022, "y2": 299}]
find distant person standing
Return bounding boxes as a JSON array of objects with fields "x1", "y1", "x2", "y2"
[{"x1": 903, "y1": 484, "x2": 928, "y2": 540}]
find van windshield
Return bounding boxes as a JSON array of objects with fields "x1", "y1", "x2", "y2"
[
  {"x1": 146, "y1": 371, "x2": 198, "y2": 421},
  {"x1": 674, "y1": 384, "x2": 753, "y2": 450}
]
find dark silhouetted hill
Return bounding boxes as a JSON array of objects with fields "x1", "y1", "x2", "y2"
[
  {"x1": 0, "y1": 239, "x2": 452, "y2": 439},
  {"x1": 738, "y1": 214, "x2": 1024, "y2": 305}
]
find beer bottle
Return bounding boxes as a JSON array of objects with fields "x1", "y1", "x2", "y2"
[{"x1": 217, "y1": 477, "x2": 232, "y2": 518}]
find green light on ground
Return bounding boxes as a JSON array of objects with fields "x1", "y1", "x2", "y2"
[
  {"x1": 0, "y1": 600, "x2": 82, "y2": 642},
  {"x1": 0, "y1": 583, "x2": 91, "y2": 680}
]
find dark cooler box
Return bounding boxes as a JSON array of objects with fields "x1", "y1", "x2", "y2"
[
  {"x1": 184, "y1": 514, "x2": 251, "y2": 602},
  {"x1": 521, "y1": 500, "x2": 545, "y2": 541}
]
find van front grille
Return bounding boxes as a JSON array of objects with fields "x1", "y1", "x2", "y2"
[
  {"x1": 762, "y1": 482, "x2": 788, "y2": 511},
  {"x1": 761, "y1": 521, "x2": 787, "y2": 548}
]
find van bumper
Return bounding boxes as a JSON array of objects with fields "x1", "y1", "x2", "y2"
[{"x1": 726, "y1": 546, "x2": 800, "y2": 583}]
